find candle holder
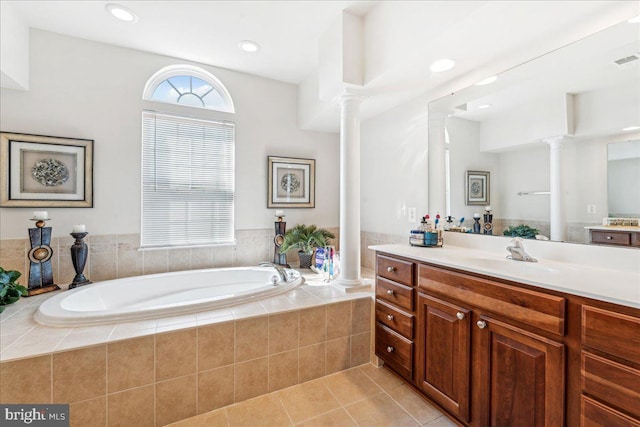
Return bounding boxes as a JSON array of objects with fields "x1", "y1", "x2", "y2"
[
  {"x1": 26, "y1": 218, "x2": 60, "y2": 296},
  {"x1": 273, "y1": 215, "x2": 290, "y2": 267},
  {"x1": 69, "y1": 232, "x2": 92, "y2": 289}
]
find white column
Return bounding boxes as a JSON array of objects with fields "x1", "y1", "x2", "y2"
[
  {"x1": 334, "y1": 91, "x2": 369, "y2": 292},
  {"x1": 547, "y1": 137, "x2": 565, "y2": 241},
  {"x1": 428, "y1": 112, "x2": 447, "y2": 216}
]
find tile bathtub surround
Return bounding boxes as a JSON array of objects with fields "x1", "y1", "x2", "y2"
[
  {"x1": 0, "y1": 228, "x2": 340, "y2": 286},
  {"x1": 0, "y1": 285, "x2": 372, "y2": 426}
]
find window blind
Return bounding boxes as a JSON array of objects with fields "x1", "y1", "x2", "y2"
[{"x1": 141, "y1": 111, "x2": 235, "y2": 248}]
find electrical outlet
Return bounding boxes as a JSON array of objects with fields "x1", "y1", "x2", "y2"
[
  {"x1": 587, "y1": 204, "x2": 596, "y2": 214},
  {"x1": 408, "y1": 207, "x2": 417, "y2": 223}
]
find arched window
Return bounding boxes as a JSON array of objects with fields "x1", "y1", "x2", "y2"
[
  {"x1": 143, "y1": 64, "x2": 235, "y2": 113},
  {"x1": 141, "y1": 65, "x2": 235, "y2": 248}
]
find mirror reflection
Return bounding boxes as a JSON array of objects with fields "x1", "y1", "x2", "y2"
[
  {"x1": 608, "y1": 139, "x2": 640, "y2": 218},
  {"x1": 429, "y1": 19, "x2": 640, "y2": 245}
]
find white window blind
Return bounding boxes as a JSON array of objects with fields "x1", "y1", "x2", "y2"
[{"x1": 141, "y1": 111, "x2": 235, "y2": 248}]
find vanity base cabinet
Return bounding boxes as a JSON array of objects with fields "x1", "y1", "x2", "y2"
[
  {"x1": 415, "y1": 293, "x2": 471, "y2": 423},
  {"x1": 474, "y1": 316, "x2": 565, "y2": 427}
]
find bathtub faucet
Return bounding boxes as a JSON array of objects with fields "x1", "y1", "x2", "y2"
[{"x1": 258, "y1": 262, "x2": 289, "y2": 282}]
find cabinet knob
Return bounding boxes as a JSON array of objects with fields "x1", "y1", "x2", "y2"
[
  {"x1": 387, "y1": 266, "x2": 396, "y2": 272},
  {"x1": 386, "y1": 289, "x2": 395, "y2": 296},
  {"x1": 387, "y1": 346, "x2": 394, "y2": 353},
  {"x1": 387, "y1": 314, "x2": 394, "y2": 321},
  {"x1": 606, "y1": 236, "x2": 613, "y2": 240},
  {"x1": 477, "y1": 320, "x2": 487, "y2": 329},
  {"x1": 456, "y1": 312, "x2": 466, "y2": 320}
]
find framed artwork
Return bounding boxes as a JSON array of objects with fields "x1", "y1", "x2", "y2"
[
  {"x1": 0, "y1": 132, "x2": 94, "y2": 207},
  {"x1": 267, "y1": 156, "x2": 315, "y2": 208},
  {"x1": 466, "y1": 170, "x2": 490, "y2": 205}
]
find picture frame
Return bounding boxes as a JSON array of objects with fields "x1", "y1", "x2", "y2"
[
  {"x1": 267, "y1": 156, "x2": 315, "y2": 208},
  {"x1": 466, "y1": 170, "x2": 490, "y2": 206},
  {"x1": 0, "y1": 132, "x2": 94, "y2": 208}
]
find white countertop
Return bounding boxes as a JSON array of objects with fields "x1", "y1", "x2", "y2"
[
  {"x1": 585, "y1": 225, "x2": 640, "y2": 232},
  {"x1": 370, "y1": 243, "x2": 640, "y2": 309}
]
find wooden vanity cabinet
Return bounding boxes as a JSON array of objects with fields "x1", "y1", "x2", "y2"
[
  {"x1": 580, "y1": 306, "x2": 640, "y2": 426},
  {"x1": 374, "y1": 254, "x2": 415, "y2": 381},
  {"x1": 415, "y1": 264, "x2": 566, "y2": 427},
  {"x1": 375, "y1": 250, "x2": 640, "y2": 427}
]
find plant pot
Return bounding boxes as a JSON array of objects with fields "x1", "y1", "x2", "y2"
[{"x1": 298, "y1": 252, "x2": 314, "y2": 269}]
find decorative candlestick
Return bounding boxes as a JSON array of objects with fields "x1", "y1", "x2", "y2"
[
  {"x1": 473, "y1": 213, "x2": 482, "y2": 234},
  {"x1": 69, "y1": 232, "x2": 92, "y2": 289},
  {"x1": 273, "y1": 213, "x2": 290, "y2": 267},
  {"x1": 26, "y1": 217, "x2": 60, "y2": 296},
  {"x1": 483, "y1": 206, "x2": 493, "y2": 235}
]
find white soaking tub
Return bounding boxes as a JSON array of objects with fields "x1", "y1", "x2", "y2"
[{"x1": 35, "y1": 266, "x2": 303, "y2": 327}]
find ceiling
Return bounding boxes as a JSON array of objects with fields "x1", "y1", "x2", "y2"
[{"x1": 6, "y1": 1, "x2": 640, "y2": 131}]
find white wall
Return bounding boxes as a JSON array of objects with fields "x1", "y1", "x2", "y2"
[
  {"x1": 446, "y1": 117, "x2": 499, "y2": 222},
  {"x1": 0, "y1": 30, "x2": 340, "y2": 239},
  {"x1": 361, "y1": 96, "x2": 428, "y2": 236},
  {"x1": 0, "y1": 2, "x2": 29, "y2": 90}
]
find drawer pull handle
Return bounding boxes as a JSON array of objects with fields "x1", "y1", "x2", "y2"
[
  {"x1": 606, "y1": 236, "x2": 613, "y2": 240},
  {"x1": 387, "y1": 346, "x2": 394, "y2": 353},
  {"x1": 477, "y1": 320, "x2": 487, "y2": 329},
  {"x1": 386, "y1": 289, "x2": 395, "y2": 296},
  {"x1": 387, "y1": 314, "x2": 394, "y2": 321},
  {"x1": 387, "y1": 266, "x2": 396, "y2": 272},
  {"x1": 456, "y1": 312, "x2": 466, "y2": 320}
]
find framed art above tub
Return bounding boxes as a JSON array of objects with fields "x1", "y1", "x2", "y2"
[
  {"x1": 0, "y1": 132, "x2": 94, "y2": 208},
  {"x1": 267, "y1": 156, "x2": 315, "y2": 208}
]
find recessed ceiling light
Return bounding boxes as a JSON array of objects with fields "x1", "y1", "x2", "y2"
[
  {"x1": 430, "y1": 59, "x2": 455, "y2": 73},
  {"x1": 475, "y1": 76, "x2": 498, "y2": 86},
  {"x1": 238, "y1": 40, "x2": 260, "y2": 53},
  {"x1": 105, "y1": 4, "x2": 138, "y2": 23},
  {"x1": 622, "y1": 126, "x2": 640, "y2": 131},
  {"x1": 628, "y1": 15, "x2": 640, "y2": 23},
  {"x1": 478, "y1": 104, "x2": 492, "y2": 109}
]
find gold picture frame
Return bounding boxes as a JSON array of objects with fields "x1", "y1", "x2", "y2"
[
  {"x1": 267, "y1": 156, "x2": 315, "y2": 208},
  {"x1": 0, "y1": 132, "x2": 94, "y2": 207}
]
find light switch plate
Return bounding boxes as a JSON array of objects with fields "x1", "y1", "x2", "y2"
[{"x1": 408, "y1": 207, "x2": 417, "y2": 222}]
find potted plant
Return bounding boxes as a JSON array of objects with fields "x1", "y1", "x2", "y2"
[
  {"x1": 280, "y1": 224, "x2": 335, "y2": 269},
  {"x1": 503, "y1": 224, "x2": 540, "y2": 239},
  {"x1": 0, "y1": 267, "x2": 28, "y2": 313}
]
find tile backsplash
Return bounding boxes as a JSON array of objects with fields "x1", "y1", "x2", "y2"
[{"x1": 0, "y1": 227, "x2": 340, "y2": 287}]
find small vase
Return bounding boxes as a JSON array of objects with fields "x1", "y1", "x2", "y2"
[{"x1": 298, "y1": 252, "x2": 313, "y2": 269}]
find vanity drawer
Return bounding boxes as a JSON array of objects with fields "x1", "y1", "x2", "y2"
[
  {"x1": 581, "y1": 395, "x2": 640, "y2": 427},
  {"x1": 377, "y1": 255, "x2": 413, "y2": 286},
  {"x1": 375, "y1": 323, "x2": 413, "y2": 380},
  {"x1": 582, "y1": 306, "x2": 640, "y2": 365},
  {"x1": 582, "y1": 352, "x2": 640, "y2": 419},
  {"x1": 375, "y1": 300, "x2": 414, "y2": 340},
  {"x1": 376, "y1": 277, "x2": 414, "y2": 311},
  {"x1": 591, "y1": 230, "x2": 631, "y2": 246},
  {"x1": 417, "y1": 264, "x2": 566, "y2": 336}
]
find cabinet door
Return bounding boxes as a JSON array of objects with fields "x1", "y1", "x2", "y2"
[
  {"x1": 475, "y1": 316, "x2": 565, "y2": 427},
  {"x1": 416, "y1": 293, "x2": 471, "y2": 422}
]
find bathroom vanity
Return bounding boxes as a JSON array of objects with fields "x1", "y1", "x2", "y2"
[
  {"x1": 586, "y1": 225, "x2": 640, "y2": 247},
  {"x1": 372, "y1": 244, "x2": 640, "y2": 427}
]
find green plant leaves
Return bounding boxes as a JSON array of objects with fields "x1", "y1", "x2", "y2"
[
  {"x1": 280, "y1": 224, "x2": 336, "y2": 254},
  {"x1": 0, "y1": 267, "x2": 25, "y2": 310}
]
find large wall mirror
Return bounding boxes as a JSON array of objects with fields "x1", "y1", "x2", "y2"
[{"x1": 428, "y1": 18, "x2": 640, "y2": 246}]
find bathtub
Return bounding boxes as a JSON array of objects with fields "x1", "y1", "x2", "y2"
[{"x1": 35, "y1": 266, "x2": 304, "y2": 327}]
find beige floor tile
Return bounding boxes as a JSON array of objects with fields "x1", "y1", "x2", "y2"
[
  {"x1": 389, "y1": 384, "x2": 443, "y2": 425},
  {"x1": 166, "y1": 408, "x2": 228, "y2": 427},
  {"x1": 321, "y1": 368, "x2": 383, "y2": 406},
  {"x1": 226, "y1": 393, "x2": 292, "y2": 427},
  {"x1": 423, "y1": 415, "x2": 459, "y2": 427},
  {"x1": 345, "y1": 392, "x2": 419, "y2": 427},
  {"x1": 358, "y1": 364, "x2": 404, "y2": 391},
  {"x1": 294, "y1": 408, "x2": 357, "y2": 427},
  {"x1": 278, "y1": 379, "x2": 341, "y2": 424}
]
